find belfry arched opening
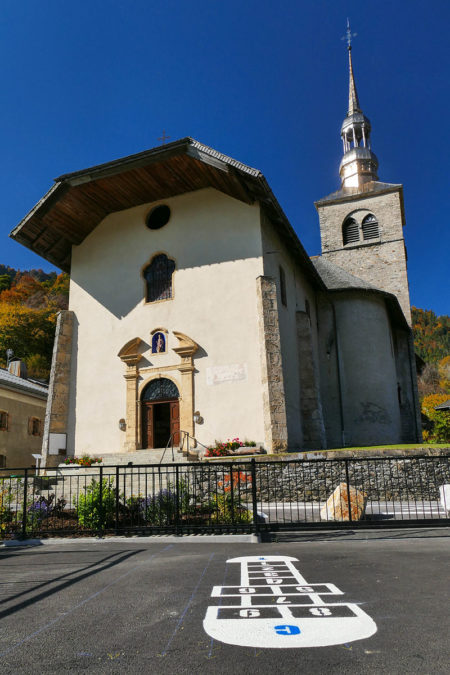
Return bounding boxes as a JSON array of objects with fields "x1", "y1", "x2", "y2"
[{"x1": 141, "y1": 378, "x2": 180, "y2": 448}]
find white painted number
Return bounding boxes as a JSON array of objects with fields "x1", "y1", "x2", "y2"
[{"x1": 309, "y1": 607, "x2": 332, "y2": 616}]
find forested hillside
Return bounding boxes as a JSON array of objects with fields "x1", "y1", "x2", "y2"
[
  {"x1": 411, "y1": 307, "x2": 449, "y2": 442},
  {"x1": 0, "y1": 268, "x2": 69, "y2": 380},
  {"x1": 412, "y1": 307, "x2": 450, "y2": 363}
]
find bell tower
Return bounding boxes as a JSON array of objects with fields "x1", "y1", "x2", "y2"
[{"x1": 315, "y1": 21, "x2": 412, "y2": 324}]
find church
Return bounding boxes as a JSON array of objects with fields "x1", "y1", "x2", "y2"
[{"x1": 10, "y1": 41, "x2": 422, "y2": 464}]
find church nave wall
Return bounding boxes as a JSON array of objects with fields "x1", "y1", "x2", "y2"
[{"x1": 66, "y1": 188, "x2": 269, "y2": 455}]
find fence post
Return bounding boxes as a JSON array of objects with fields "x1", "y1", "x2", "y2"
[
  {"x1": 229, "y1": 465, "x2": 235, "y2": 526},
  {"x1": 99, "y1": 465, "x2": 103, "y2": 537},
  {"x1": 250, "y1": 459, "x2": 259, "y2": 535},
  {"x1": 344, "y1": 459, "x2": 353, "y2": 523},
  {"x1": 115, "y1": 466, "x2": 120, "y2": 535},
  {"x1": 22, "y1": 468, "x2": 28, "y2": 538},
  {"x1": 175, "y1": 465, "x2": 180, "y2": 535}
]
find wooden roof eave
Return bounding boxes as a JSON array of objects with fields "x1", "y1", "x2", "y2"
[{"x1": 9, "y1": 138, "x2": 326, "y2": 286}]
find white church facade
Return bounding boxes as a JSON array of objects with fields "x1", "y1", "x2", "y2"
[{"x1": 11, "y1": 44, "x2": 422, "y2": 464}]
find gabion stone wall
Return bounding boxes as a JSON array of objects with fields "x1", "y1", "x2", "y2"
[{"x1": 255, "y1": 457, "x2": 449, "y2": 502}]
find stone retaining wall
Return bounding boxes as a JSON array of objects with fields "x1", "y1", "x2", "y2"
[
  {"x1": 254, "y1": 456, "x2": 449, "y2": 502},
  {"x1": 199, "y1": 449, "x2": 449, "y2": 502}
]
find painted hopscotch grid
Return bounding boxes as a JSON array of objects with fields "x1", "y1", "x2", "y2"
[{"x1": 203, "y1": 556, "x2": 377, "y2": 648}]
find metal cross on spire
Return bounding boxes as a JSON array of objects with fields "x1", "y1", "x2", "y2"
[{"x1": 341, "y1": 18, "x2": 357, "y2": 50}]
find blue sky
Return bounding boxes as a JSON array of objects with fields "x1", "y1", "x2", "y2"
[{"x1": 1, "y1": 0, "x2": 448, "y2": 315}]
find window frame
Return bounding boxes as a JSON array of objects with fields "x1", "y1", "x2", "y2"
[
  {"x1": 28, "y1": 417, "x2": 42, "y2": 437},
  {"x1": 0, "y1": 410, "x2": 8, "y2": 431},
  {"x1": 142, "y1": 252, "x2": 176, "y2": 304}
]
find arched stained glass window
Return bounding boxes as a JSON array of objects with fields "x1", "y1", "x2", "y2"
[
  {"x1": 144, "y1": 254, "x2": 175, "y2": 302},
  {"x1": 343, "y1": 218, "x2": 360, "y2": 245},
  {"x1": 362, "y1": 213, "x2": 380, "y2": 240},
  {"x1": 141, "y1": 378, "x2": 179, "y2": 402}
]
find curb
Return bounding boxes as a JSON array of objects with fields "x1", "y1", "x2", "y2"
[{"x1": 1, "y1": 534, "x2": 260, "y2": 547}]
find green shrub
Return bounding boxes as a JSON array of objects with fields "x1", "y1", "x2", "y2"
[
  {"x1": 210, "y1": 494, "x2": 253, "y2": 524},
  {"x1": 76, "y1": 479, "x2": 116, "y2": 530},
  {"x1": 0, "y1": 483, "x2": 14, "y2": 535}
]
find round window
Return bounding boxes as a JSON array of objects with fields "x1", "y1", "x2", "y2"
[{"x1": 146, "y1": 205, "x2": 171, "y2": 230}]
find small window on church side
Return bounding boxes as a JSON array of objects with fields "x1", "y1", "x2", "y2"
[
  {"x1": 144, "y1": 254, "x2": 176, "y2": 303},
  {"x1": 279, "y1": 266, "x2": 287, "y2": 307},
  {"x1": 362, "y1": 213, "x2": 380, "y2": 240},
  {"x1": 343, "y1": 218, "x2": 360, "y2": 245},
  {"x1": 28, "y1": 417, "x2": 42, "y2": 436},
  {"x1": 0, "y1": 411, "x2": 8, "y2": 431}
]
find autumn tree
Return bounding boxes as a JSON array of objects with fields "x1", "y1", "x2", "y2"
[
  {"x1": 0, "y1": 275, "x2": 11, "y2": 292},
  {"x1": 0, "y1": 268, "x2": 69, "y2": 379},
  {"x1": 421, "y1": 393, "x2": 450, "y2": 443},
  {"x1": 412, "y1": 306, "x2": 450, "y2": 363}
]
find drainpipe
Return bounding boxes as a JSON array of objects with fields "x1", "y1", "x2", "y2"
[{"x1": 331, "y1": 301, "x2": 346, "y2": 447}]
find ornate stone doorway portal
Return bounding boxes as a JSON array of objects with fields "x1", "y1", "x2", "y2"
[{"x1": 118, "y1": 331, "x2": 198, "y2": 452}]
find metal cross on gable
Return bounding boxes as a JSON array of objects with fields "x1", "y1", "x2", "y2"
[
  {"x1": 158, "y1": 130, "x2": 170, "y2": 144},
  {"x1": 341, "y1": 18, "x2": 357, "y2": 49}
]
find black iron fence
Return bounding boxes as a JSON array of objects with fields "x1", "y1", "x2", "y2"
[{"x1": 0, "y1": 455, "x2": 449, "y2": 538}]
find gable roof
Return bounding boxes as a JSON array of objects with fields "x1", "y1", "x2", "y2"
[
  {"x1": 0, "y1": 368, "x2": 48, "y2": 399},
  {"x1": 10, "y1": 138, "x2": 324, "y2": 288}
]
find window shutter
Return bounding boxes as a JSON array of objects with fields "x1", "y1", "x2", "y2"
[
  {"x1": 343, "y1": 218, "x2": 359, "y2": 245},
  {"x1": 362, "y1": 214, "x2": 379, "y2": 240}
]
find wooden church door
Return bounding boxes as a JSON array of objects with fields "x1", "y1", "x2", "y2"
[
  {"x1": 170, "y1": 401, "x2": 180, "y2": 445},
  {"x1": 142, "y1": 400, "x2": 179, "y2": 448},
  {"x1": 142, "y1": 404, "x2": 154, "y2": 449}
]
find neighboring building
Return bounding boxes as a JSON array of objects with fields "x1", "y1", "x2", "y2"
[
  {"x1": 10, "y1": 40, "x2": 421, "y2": 465},
  {"x1": 0, "y1": 361, "x2": 48, "y2": 468}
]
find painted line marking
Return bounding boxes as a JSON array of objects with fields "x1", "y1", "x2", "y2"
[
  {"x1": 161, "y1": 552, "x2": 215, "y2": 657},
  {"x1": 203, "y1": 555, "x2": 377, "y2": 649}
]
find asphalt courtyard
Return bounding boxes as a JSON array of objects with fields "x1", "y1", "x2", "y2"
[{"x1": 0, "y1": 529, "x2": 449, "y2": 674}]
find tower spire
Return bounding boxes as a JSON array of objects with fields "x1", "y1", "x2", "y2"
[
  {"x1": 344, "y1": 19, "x2": 361, "y2": 115},
  {"x1": 339, "y1": 20, "x2": 378, "y2": 190},
  {"x1": 348, "y1": 47, "x2": 361, "y2": 115}
]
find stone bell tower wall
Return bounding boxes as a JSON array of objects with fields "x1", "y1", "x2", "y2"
[{"x1": 316, "y1": 187, "x2": 412, "y2": 324}]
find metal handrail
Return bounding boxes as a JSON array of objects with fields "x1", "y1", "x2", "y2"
[{"x1": 159, "y1": 429, "x2": 209, "y2": 464}]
